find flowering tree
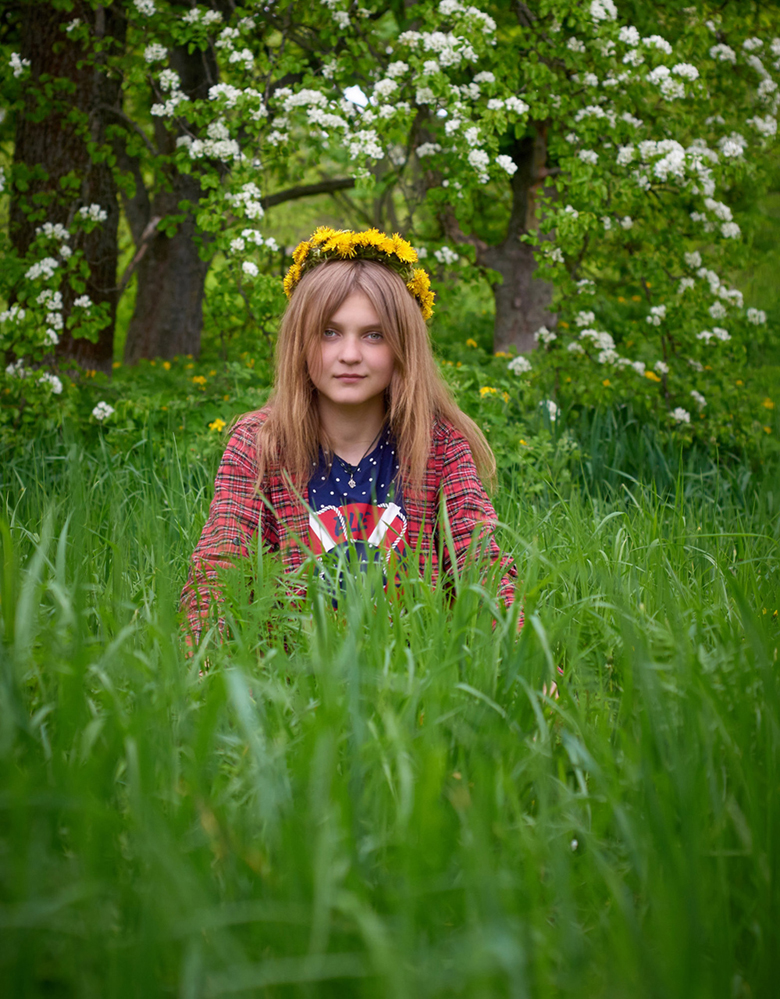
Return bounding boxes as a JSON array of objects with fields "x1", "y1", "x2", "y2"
[{"x1": 0, "y1": 0, "x2": 777, "y2": 444}]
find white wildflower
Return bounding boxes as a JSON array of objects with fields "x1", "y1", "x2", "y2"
[
  {"x1": 747, "y1": 308, "x2": 767, "y2": 325},
  {"x1": 25, "y1": 257, "x2": 60, "y2": 281},
  {"x1": 374, "y1": 78, "x2": 398, "y2": 99},
  {"x1": 473, "y1": 71, "x2": 495, "y2": 84},
  {"x1": 78, "y1": 204, "x2": 108, "y2": 223},
  {"x1": 508, "y1": 355, "x2": 532, "y2": 374},
  {"x1": 540, "y1": 399, "x2": 559, "y2": 420},
  {"x1": 386, "y1": 61, "x2": 409, "y2": 77},
  {"x1": 144, "y1": 43, "x2": 167, "y2": 63},
  {"x1": 416, "y1": 142, "x2": 442, "y2": 157},
  {"x1": 672, "y1": 63, "x2": 699, "y2": 80},
  {"x1": 92, "y1": 401, "x2": 115, "y2": 421},
  {"x1": 242, "y1": 261, "x2": 258, "y2": 277},
  {"x1": 646, "y1": 305, "x2": 667, "y2": 326},
  {"x1": 643, "y1": 35, "x2": 673, "y2": 54},
  {"x1": 743, "y1": 38, "x2": 763, "y2": 52},
  {"x1": 38, "y1": 371, "x2": 63, "y2": 394},
  {"x1": 575, "y1": 311, "x2": 595, "y2": 328},
  {"x1": 619, "y1": 26, "x2": 640, "y2": 46},
  {"x1": 504, "y1": 96, "x2": 529, "y2": 115},
  {"x1": 10, "y1": 52, "x2": 31, "y2": 77},
  {"x1": 533, "y1": 326, "x2": 557, "y2": 345},
  {"x1": 678, "y1": 278, "x2": 695, "y2": 294},
  {"x1": 684, "y1": 250, "x2": 702, "y2": 268},
  {"x1": 672, "y1": 407, "x2": 691, "y2": 423},
  {"x1": 578, "y1": 149, "x2": 599, "y2": 165},
  {"x1": 721, "y1": 222, "x2": 741, "y2": 239},
  {"x1": 709, "y1": 301, "x2": 727, "y2": 319},
  {"x1": 567, "y1": 38, "x2": 586, "y2": 53},
  {"x1": 434, "y1": 245, "x2": 459, "y2": 265},
  {"x1": 590, "y1": 0, "x2": 617, "y2": 22},
  {"x1": 713, "y1": 327, "x2": 731, "y2": 341},
  {"x1": 690, "y1": 390, "x2": 706, "y2": 409},
  {"x1": 654, "y1": 360, "x2": 669, "y2": 375},
  {"x1": 496, "y1": 154, "x2": 517, "y2": 175},
  {"x1": 567, "y1": 342, "x2": 584, "y2": 354}
]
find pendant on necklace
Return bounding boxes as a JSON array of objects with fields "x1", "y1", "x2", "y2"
[{"x1": 348, "y1": 477, "x2": 356, "y2": 488}]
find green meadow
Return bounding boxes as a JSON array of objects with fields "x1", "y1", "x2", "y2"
[{"x1": 1, "y1": 427, "x2": 778, "y2": 998}]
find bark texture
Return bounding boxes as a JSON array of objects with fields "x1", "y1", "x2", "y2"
[
  {"x1": 122, "y1": 45, "x2": 217, "y2": 364},
  {"x1": 10, "y1": 1, "x2": 123, "y2": 373}
]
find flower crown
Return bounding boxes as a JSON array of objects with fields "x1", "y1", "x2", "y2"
[{"x1": 283, "y1": 226, "x2": 435, "y2": 321}]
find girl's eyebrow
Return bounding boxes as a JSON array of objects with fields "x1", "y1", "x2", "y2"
[{"x1": 325, "y1": 320, "x2": 384, "y2": 331}]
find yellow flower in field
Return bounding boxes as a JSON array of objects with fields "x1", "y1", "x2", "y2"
[
  {"x1": 645, "y1": 370, "x2": 662, "y2": 382},
  {"x1": 480, "y1": 386, "x2": 497, "y2": 397},
  {"x1": 602, "y1": 379, "x2": 611, "y2": 387},
  {"x1": 736, "y1": 379, "x2": 744, "y2": 386},
  {"x1": 192, "y1": 375, "x2": 207, "y2": 386},
  {"x1": 618, "y1": 296, "x2": 626, "y2": 303},
  {"x1": 764, "y1": 426, "x2": 772, "y2": 434},
  {"x1": 762, "y1": 398, "x2": 775, "y2": 409},
  {"x1": 466, "y1": 338, "x2": 478, "y2": 348},
  {"x1": 209, "y1": 369, "x2": 216, "y2": 376},
  {"x1": 209, "y1": 418, "x2": 226, "y2": 432},
  {"x1": 502, "y1": 391, "x2": 510, "y2": 403},
  {"x1": 163, "y1": 361, "x2": 171, "y2": 370},
  {"x1": 456, "y1": 361, "x2": 462, "y2": 367},
  {"x1": 223, "y1": 394, "x2": 230, "y2": 401},
  {"x1": 519, "y1": 439, "x2": 528, "y2": 446},
  {"x1": 185, "y1": 362, "x2": 194, "y2": 370},
  {"x1": 559, "y1": 321, "x2": 569, "y2": 328},
  {"x1": 112, "y1": 361, "x2": 121, "y2": 369},
  {"x1": 494, "y1": 351, "x2": 510, "y2": 358},
  {"x1": 632, "y1": 295, "x2": 642, "y2": 302}
]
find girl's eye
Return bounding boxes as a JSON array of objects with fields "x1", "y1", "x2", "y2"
[
  {"x1": 365, "y1": 331, "x2": 383, "y2": 341},
  {"x1": 322, "y1": 328, "x2": 339, "y2": 338}
]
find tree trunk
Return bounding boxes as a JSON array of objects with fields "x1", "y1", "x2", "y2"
[
  {"x1": 122, "y1": 45, "x2": 217, "y2": 364},
  {"x1": 10, "y1": 1, "x2": 122, "y2": 374},
  {"x1": 481, "y1": 131, "x2": 556, "y2": 355}
]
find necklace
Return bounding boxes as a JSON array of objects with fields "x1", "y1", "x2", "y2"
[{"x1": 334, "y1": 425, "x2": 384, "y2": 489}]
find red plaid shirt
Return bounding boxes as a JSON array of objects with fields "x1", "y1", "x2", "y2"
[{"x1": 181, "y1": 409, "x2": 519, "y2": 644}]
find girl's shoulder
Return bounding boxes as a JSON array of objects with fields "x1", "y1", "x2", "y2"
[{"x1": 431, "y1": 415, "x2": 469, "y2": 452}]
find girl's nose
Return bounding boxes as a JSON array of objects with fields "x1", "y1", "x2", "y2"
[{"x1": 339, "y1": 334, "x2": 362, "y2": 362}]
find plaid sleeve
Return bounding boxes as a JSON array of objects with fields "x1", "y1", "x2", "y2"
[
  {"x1": 438, "y1": 430, "x2": 520, "y2": 617},
  {"x1": 180, "y1": 416, "x2": 273, "y2": 646}
]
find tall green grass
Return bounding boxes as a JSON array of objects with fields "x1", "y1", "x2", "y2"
[{"x1": 1, "y1": 431, "x2": 779, "y2": 998}]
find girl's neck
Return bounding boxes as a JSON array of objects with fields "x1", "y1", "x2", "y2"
[{"x1": 317, "y1": 395, "x2": 387, "y2": 465}]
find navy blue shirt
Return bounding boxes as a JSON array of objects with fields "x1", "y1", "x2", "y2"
[{"x1": 307, "y1": 428, "x2": 407, "y2": 576}]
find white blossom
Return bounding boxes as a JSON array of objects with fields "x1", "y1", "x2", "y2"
[
  {"x1": 708, "y1": 301, "x2": 727, "y2": 319},
  {"x1": 473, "y1": 71, "x2": 495, "y2": 84},
  {"x1": 64, "y1": 18, "x2": 81, "y2": 32},
  {"x1": 36, "y1": 222, "x2": 70, "y2": 242},
  {"x1": 533, "y1": 326, "x2": 557, "y2": 345},
  {"x1": 710, "y1": 43, "x2": 737, "y2": 64},
  {"x1": 144, "y1": 43, "x2": 167, "y2": 63},
  {"x1": 567, "y1": 38, "x2": 586, "y2": 54},
  {"x1": 721, "y1": 222, "x2": 741, "y2": 239},
  {"x1": 415, "y1": 86, "x2": 436, "y2": 105},
  {"x1": 678, "y1": 277, "x2": 695, "y2": 294},
  {"x1": 654, "y1": 360, "x2": 669, "y2": 375},
  {"x1": 496, "y1": 154, "x2": 517, "y2": 175},
  {"x1": 646, "y1": 305, "x2": 667, "y2": 326},
  {"x1": 673, "y1": 63, "x2": 699, "y2": 81},
  {"x1": 619, "y1": 26, "x2": 640, "y2": 46},
  {"x1": 578, "y1": 149, "x2": 599, "y2": 165},
  {"x1": 387, "y1": 61, "x2": 409, "y2": 78},
  {"x1": 25, "y1": 257, "x2": 60, "y2": 281},
  {"x1": 684, "y1": 250, "x2": 702, "y2": 268},
  {"x1": 623, "y1": 48, "x2": 645, "y2": 67},
  {"x1": 672, "y1": 407, "x2": 691, "y2": 424},
  {"x1": 73, "y1": 295, "x2": 92, "y2": 309},
  {"x1": 540, "y1": 399, "x2": 559, "y2": 421},
  {"x1": 92, "y1": 401, "x2": 115, "y2": 421},
  {"x1": 0, "y1": 304, "x2": 25, "y2": 324},
  {"x1": 416, "y1": 142, "x2": 441, "y2": 157},
  {"x1": 38, "y1": 371, "x2": 63, "y2": 394},
  {"x1": 747, "y1": 308, "x2": 767, "y2": 325},
  {"x1": 620, "y1": 217, "x2": 634, "y2": 230},
  {"x1": 758, "y1": 79, "x2": 778, "y2": 101},
  {"x1": 504, "y1": 96, "x2": 529, "y2": 115},
  {"x1": 575, "y1": 310, "x2": 595, "y2": 328},
  {"x1": 374, "y1": 78, "x2": 398, "y2": 99},
  {"x1": 718, "y1": 132, "x2": 747, "y2": 158},
  {"x1": 44, "y1": 329, "x2": 59, "y2": 346},
  {"x1": 713, "y1": 327, "x2": 731, "y2": 341},
  {"x1": 567, "y1": 342, "x2": 584, "y2": 354},
  {"x1": 467, "y1": 148, "x2": 490, "y2": 173},
  {"x1": 5, "y1": 359, "x2": 26, "y2": 378},
  {"x1": 10, "y1": 52, "x2": 31, "y2": 77},
  {"x1": 580, "y1": 329, "x2": 615, "y2": 352},
  {"x1": 348, "y1": 129, "x2": 383, "y2": 160},
  {"x1": 508, "y1": 355, "x2": 532, "y2": 374},
  {"x1": 242, "y1": 261, "x2": 258, "y2": 278},
  {"x1": 617, "y1": 144, "x2": 635, "y2": 166},
  {"x1": 434, "y1": 245, "x2": 459, "y2": 265},
  {"x1": 643, "y1": 35, "x2": 673, "y2": 55},
  {"x1": 743, "y1": 38, "x2": 763, "y2": 52},
  {"x1": 590, "y1": 0, "x2": 617, "y2": 22},
  {"x1": 487, "y1": 98, "x2": 504, "y2": 110},
  {"x1": 228, "y1": 48, "x2": 254, "y2": 70},
  {"x1": 602, "y1": 216, "x2": 613, "y2": 231},
  {"x1": 690, "y1": 389, "x2": 707, "y2": 409},
  {"x1": 748, "y1": 115, "x2": 778, "y2": 137},
  {"x1": 622, "y1": 112, "x2": 643, "y2": 128}
]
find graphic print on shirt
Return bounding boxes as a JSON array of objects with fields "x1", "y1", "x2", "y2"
[{"x1": 307, "y1": 430, "x2": 407, "y2": 583}]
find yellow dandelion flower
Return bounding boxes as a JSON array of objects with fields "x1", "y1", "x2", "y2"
[
  {"x1": 644, "y1": 370, "x2": 661, "y2": 382},
  {"x1": 736, "y1": 379, "x2": 744, "y2": 386},
  {"x1": 764, "y1": 426, "x2": 772, "y2": 434},
  {"x1": 480, "y1": 386, "x2": 497, "y2": 397},
  {"x1": 466, "y1": 338, "x2": 478, "y2": 348},
  {"x1": 391, "y1": 233, "x2": 417, "y2": 263},
  {"x1": 494, "y1": 351, "x2": 510, "y2": 358},
  {"x1": 311, "y1": 226, "x2": 337, "y2": 245},
  {"x1": 112, "y1": 361, "x2": 121, "y2": 369},
  {"x1": 618, "y1": 296, "x2": 626, "y2": 303},
  {"x1": 603, "y1": 379, "x2": 611, "y2": 387},
  {"x1": 502, "y1": 391, "x2": 510, "y2": 403},
  {"x1": 283, "y1": 263, "x2": 302, "y2": 297},
  {"x1": 163, "y1": 360, "x2": 171, "y2": 370},
  {"x1": 631, "y1": 294, "x2": 642, "y2": 302},
  {"x1": 192, "y1": 375, "x2": 207, "y2": 386},
  {"x1": 762, "y1": 398, "x2": 775, "y2": 409},
  {"x1": 209, "y1": 418, "x2": 226, "y2": 432},
  {"x1": 559, "y1": 321, "x2": 569, "y2": 328},
  {"x1": 292, "y1": 241, "x2": 311, "y2": 265}
]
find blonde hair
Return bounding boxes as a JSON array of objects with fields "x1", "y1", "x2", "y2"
[{"x1": 256, "y1": 259, "x2": 495, "y2": 493}]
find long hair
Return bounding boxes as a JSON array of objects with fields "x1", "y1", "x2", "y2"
[{"x1": 256, "y1": 258, "x2": 495, "y2": 492}]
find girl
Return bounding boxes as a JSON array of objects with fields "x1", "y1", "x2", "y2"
[{"x1": 181, "y1": 227, "x2": 519, "y2": 645}]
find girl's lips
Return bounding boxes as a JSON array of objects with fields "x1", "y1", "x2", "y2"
[{"x1": 335, "y1": 374, "x2": 365, "y2": 381}]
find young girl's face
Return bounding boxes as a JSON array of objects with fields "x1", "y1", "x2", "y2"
[{"x1": 308, "y1": 291, "x2": 395, "y2": 412}]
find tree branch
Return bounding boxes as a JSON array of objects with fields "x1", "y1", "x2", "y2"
[
  {"x1": 118, "y1": 216, "x2": 162, "y2": 293},
  {"x1": 261, "y1": 177, "x2": 356, "y2": 209}
]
